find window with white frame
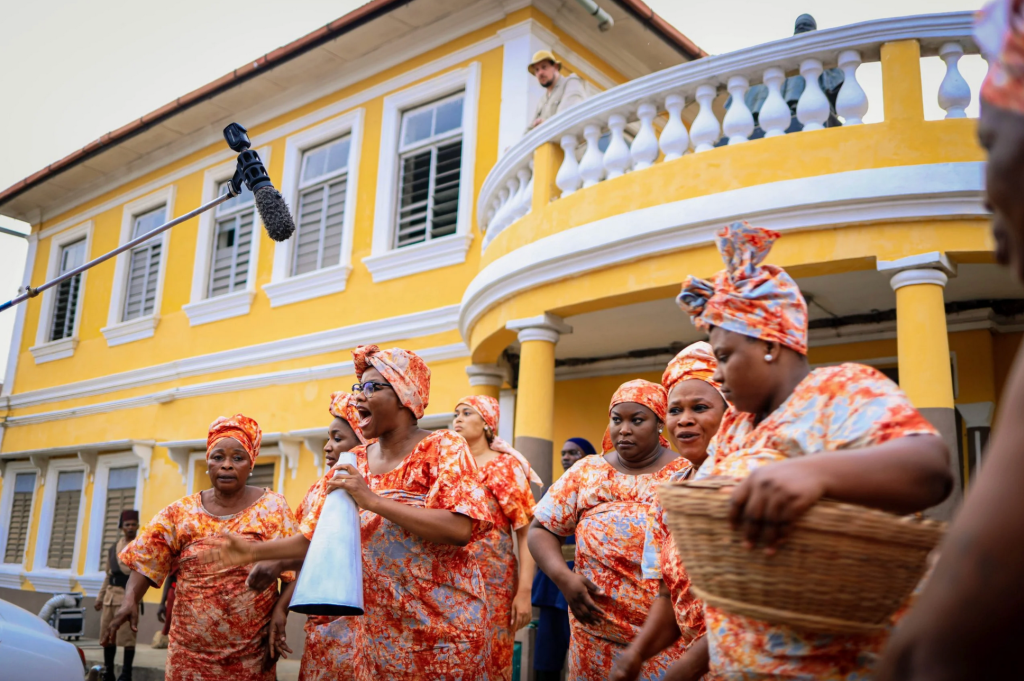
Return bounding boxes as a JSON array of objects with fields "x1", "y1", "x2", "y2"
[
  {"x1": 208, "y1": 182, "x2": 255, "y2": 298},
  {"x1": 97, "y1": 466, "x2": 138, "y2": 570},
  {"x1": 394, "y1": 92, "x2": 464, "y2": 248},
  {"x1": 292, "y1": 136, "x2": 351, "y2": 276},
  {"x1": 3, "y1": 472, "x2": 36, "y2": 564},
  {"x1": 48, "y1": 239, "x2": 87, "y2": 342},
  {"x1": 47, "y1": 470, "x2": 84, "y2": 569},
  {"x1": 122, "y1": 206, "x2": 167, "y2": 321}
]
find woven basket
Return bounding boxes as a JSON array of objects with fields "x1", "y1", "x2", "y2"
[{"x1": 660, "y1": 478, "x2": 945, "y2": 634}]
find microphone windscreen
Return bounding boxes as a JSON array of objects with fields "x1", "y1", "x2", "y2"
[{"x1": 254, "y1": 186, "x2": 296, "y2": 242}]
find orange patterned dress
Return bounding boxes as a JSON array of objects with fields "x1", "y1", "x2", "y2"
[
  {"x1": 469, "y1": 452, "x2": 537, "y2": 680},
  {"x1": 295, "y1": 483, "x2": 356, "y2": 681},
  {"x1": 120, "y1": 490, "x2": 299, "y2": 681},
  {"x1": 534, "y1": 454, "x2": 692, "y2": 681},
  {"x1": 702, "y1": 363, "x2": 939, "y2": 681},
  {"x1": 299, "y1": 430, "x2": 493, "y2": 680}
]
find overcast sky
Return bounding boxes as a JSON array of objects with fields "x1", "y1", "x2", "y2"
[{"x1": 0, "y1": 0, "x2": 986, "y2": 383}]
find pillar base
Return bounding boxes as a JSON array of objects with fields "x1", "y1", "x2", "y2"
[
  {"x1": 920, "y1": 406, "x2": 963, "y2": 521},
  {"x1": 514, "y1": 435, "x2": 552, "y2": 499}
]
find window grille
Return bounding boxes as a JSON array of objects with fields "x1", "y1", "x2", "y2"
[
  {"x1": 49, "y1": 240, "x2": 87, "y2": 341},
  {"x1": 122, "y1": 206, "x2": 167, "y2": 321},
  {"x1": 4, "y1": 473, "x2": 36, "y2": 563},
  {"x1": 291, "y1": 136, "x2": 351, "y2": 276},
  {"x1": 98, "y1": 466, "x2": 138, "y2": 571},
  {"x1": 208, "y1": 182, "x2": 255, "y2": 298},
  {"x1": 47, "y1": 470, "x2": 84, "y2": 569}
]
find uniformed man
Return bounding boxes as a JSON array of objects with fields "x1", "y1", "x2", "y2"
[
  {"x1": 528, "y1": 50, "x2": 588, "y2": 130},
  {"x1": 95, "y1": 510, "x2": 139, "y2": 681}
]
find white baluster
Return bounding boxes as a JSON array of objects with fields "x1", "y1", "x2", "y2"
[
  {"x1": 604, "y1": 114, "x2": 631, "y2": 179},
  {"x1": 631, "y1": 103, "x2": 660, "y2": 170},
  {"x1": 513, "y1": 167, "x2": 533, "y2": 220},
  {"x1": 579, "y1": 124, "x2": 605, "y2": 188},
  {"x1": 659, "y1": 94, "x2": 689, "y2": 161},
  {"x1": 690, "y1": 84, "x2": 721, "y2": 152},
  {"x1": 521, "y1": 173, "x2": 534, "y2": 217},
  {"x1": 759, "y1": 67, "x2": 790, "y2": 137},
  {"x1": 491, "y1": 188, "x2": 511, "y2": 232},
  {"x1": 796, "y1": 59, "x2": 829, "y2": 131},
  {"x1": 723, "y1": 76, "x2": 755, "y2": 144},
  {"x1": 835, "y1": 50, "x2": 868, "y2": 125},
  {"x1": 556, "y1": 134, "x2": 582, "y2": 197},
  {"x1": 503, "y1": 178, "x2": 521, "y2": 228},
  {"x1": 485, "y1": 200, "x2": 497, "y2": 231},
  {"x1": 938, "y1": 42, "x2": 971, "y2": 119}
]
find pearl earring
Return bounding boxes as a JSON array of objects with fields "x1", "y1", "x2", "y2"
[{"x1": 764, "y1": 354, "x2": 773, "y2": 362}]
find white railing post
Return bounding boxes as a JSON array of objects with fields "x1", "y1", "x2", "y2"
[
  {"x1": 660, "y1": 94, "x2": 689, "y2": 161},
  {"x1": 938, "y1": 42, "x2": 971, "y2": 119},
  {"x1": 836, "y1": 50, "x2": 868, "y2": 125},
  {"x1": 556, "y1": 134, "x2": 582, "y2": 197},
  {"x1": 631, "y1": 103, "x2": 660, "y2": 170},
  {"x1": 723, "y1": 76, "x2": 755, "y2": 144},
  {"x1": 797, "y1": 59, "x2": 830, "y2": 131},
  {"x1": 579, "y1": 124, "x2": 606, "y2": 188},
  {"x1": 604, "y1": 114, "x2": 632, "y2": 179},
  {"x1": 691, "y1": 84, "x2": 721, "y2": 152},
  {"x1": 760, "y1": 67, "x2": 790, "y2": 137}
]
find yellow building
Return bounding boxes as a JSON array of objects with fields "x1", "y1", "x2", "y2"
[{"x1": 0, "y1": 0, "x2": 1013, "y2": 648}]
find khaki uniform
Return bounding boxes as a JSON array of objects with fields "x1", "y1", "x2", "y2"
[
  {"x1": 98, "y1": 537, "x2": 136, "y2": 647},
  {"x1": 530, "y1": 73, "x2": 587, "y2": 128}
]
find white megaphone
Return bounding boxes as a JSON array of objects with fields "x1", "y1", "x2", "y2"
[{"x1": 289, "y1": 451, "x2": 364, "y2": 616}]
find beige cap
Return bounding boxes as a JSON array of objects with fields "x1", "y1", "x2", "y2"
[{"x1": 528, "y1": 49, "x2": 562, "y2": 75}]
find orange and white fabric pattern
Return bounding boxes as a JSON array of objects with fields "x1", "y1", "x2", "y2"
[
  {"x1": 352, "y1": 345, "x2": 431, "y2": 418},
  {"x1": 299, "y1": 430, "x2": 494, "y2": 680},
  {"x1": 207, "y1": 413, "x2": 262, "y2": 465},
  {"x1": 977, "y1": 0, "x2": 1024, "y2": 113},
  {"x1": 120, "y1": 491, "x2": 299, "y2": 681},
  {"x1": 606, "y1": 379, "x2": 671, "y2": 451},
  {"x1": 534, "y1": 454, "x2": 693, "y2": 681},
  {"x1": 678, "y1": 222, "x2": 809, "y2": 355},
  {"x1": 701, "y1": 363, "x2": 938, "y2": 680},
  {"x1": 329, "y1": 391, "x2": 369, "y2": 445},
  {"x1": 662, "y1": 341, "x2": 722, "y2": 395},
  {"x1": 457, "y1": 395, "x2": 543, "y2": 486}
]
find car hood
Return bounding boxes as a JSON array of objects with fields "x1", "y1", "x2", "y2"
[{"x1": 0, "y1": 599, "x2": 58, "y2": 638}]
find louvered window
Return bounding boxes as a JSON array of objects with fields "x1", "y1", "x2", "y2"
[
  {"x1": 47, "y1": 470, "x2": 84, "y2": 569},
  {"x1": 250, "y1": 462, "x2": 276, "y2": 491},
  {"x1": 394, "y1": 92, "x2": 464, "y2": 248},
  {"x1": 4, "y1": 473, "x2": 36, "y2": 564},
  {"x1": 208, "y1": 182, "x2": 255, "y2": 298},
  {"x1": 122, "y1": 206, "x2": 166, "y2": 321},
  {"x1": 98, "y1": 466, "x2": 138, "y2": 570},
  {"x1": 49, "y1": 239, "x2": 87, "y2": 341},
  {"x1": 291, "y1": 136, "x2": 350, "y2": 276}
]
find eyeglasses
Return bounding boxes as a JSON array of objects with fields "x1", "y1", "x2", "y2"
[{"x1": 352, "y1": 381, "x2": 393, "y2": 396}]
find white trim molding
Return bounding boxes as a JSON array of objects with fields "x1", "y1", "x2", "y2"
[
  {"x1": 4, "y1": 304, "x2": 461, "y2": 412},
  {"x1": 29, "y1": 221, "x2": 94, "y2": 364},
  {"x1": 506, "y1": 313, "x2": 573, "y2": 344},
  {"x1": 364, "y1": 64, "x2": 481, "y2": 282},
  {"x1": 0, "y1": 461, "x2": 41, "y2": 570},
  {"x1": 264, "y1": 110, "x2": 364, "y2": 307},
  {"x1": 889, "y1": 268, "x2": 950, "y2": 290},
  {"x1": 182, "y1": 148, "x2": 270, "y2": 325},
  {"x1": 460, "y1": 162, "x2": 987, "y2": 341},
  {"x1": 101, "y1": 186, "x2": 177, "y2": 346},
  {"x1": 31, "y1": 457, "x2": 88, "y2": 580},
  {"x1": 83, "y1": 453, "x2": 144, "y2": 574},
  {"x1": 2, "y1": 234, "x2": 39, "y2": 401}
]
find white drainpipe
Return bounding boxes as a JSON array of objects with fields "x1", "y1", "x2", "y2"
[{"x1": 574, "y1": 0, "x2": 614, "y2": 31}]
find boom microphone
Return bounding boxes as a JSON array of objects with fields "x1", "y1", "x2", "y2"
[
  {"x1": 0, "y1": 122, "x2": 296, "y2": 313},
  {"x1": 223, "y1": 123, "x2": 296, "y2": 242}
]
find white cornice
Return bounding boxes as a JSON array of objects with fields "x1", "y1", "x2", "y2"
[
  {"x1": 460, "y1": 162, "x2": 987, "y2": 341},
  {"x1": 2, "y1": 344, "x2": 469, "y2": 429},
  {"x1": 477, "y1": 11, "x2": 977, "y2": 228},
  {"x1": 3, "y1": 305, "x2": 461, "y2": 412}
]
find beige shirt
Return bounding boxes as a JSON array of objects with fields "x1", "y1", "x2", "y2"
[
  {"x1": 530, "y1": 73, "x2": 587, "y2": 129},
  {"x1": 96, "y1": 536, "x2": 131, "y2": 607}
]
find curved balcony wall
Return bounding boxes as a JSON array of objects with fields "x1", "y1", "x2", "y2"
[{"x1": 462, "y1": 11, "x2": 991, "y2": 360}]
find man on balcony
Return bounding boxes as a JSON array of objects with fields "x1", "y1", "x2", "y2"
[{"x1": 528, "y1": 50, "x2": 589, "y2": 130}]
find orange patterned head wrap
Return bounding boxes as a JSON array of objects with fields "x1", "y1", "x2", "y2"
[
  {"x1": 677, "y1": 222, "x2": 808, "y2": 355},
  {"x1": 662, "y1": 341, "x2": 723, "y2": 396},
  {"x1": 328, "y1": 391, "x2": 368, "y2": 445},
  {"x1": 456, "y1": 395, "x2": 544, "y2": 486},
  {"x1": 977, "y1": 0, "x2": 1024, "y2": 113},
  {"x1": 207, "y1": 414, "x2": 262, "y2": 465},
  {"x1": 605, "y1": 379, "x2": 670, "y2": 451},
  {"x1": 352, "y1": 345, "x2": 431, "y2": 419}
]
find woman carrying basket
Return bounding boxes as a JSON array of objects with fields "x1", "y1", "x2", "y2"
[{"x1": 667, "y1": 222, "x2": 952, "y2": 680}]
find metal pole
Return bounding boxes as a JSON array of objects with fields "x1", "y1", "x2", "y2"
[{"x1": 0, "y1": 191, "x2": 233, "y2": 314}]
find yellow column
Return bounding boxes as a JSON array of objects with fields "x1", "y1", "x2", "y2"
[
  {"x1": 465, "y1": 364, "x2": 506, "y2": 400},
  {"x1": 888, "y1": 265, "x2": 962, "y2": 517},
  {"x1": 532, "y1": 141, "x2": 564, "y2": 213},
  {"x1": 507, "y1": 313, "x2": 572, "y2": 492},
  {"x1": 881, "y1": 40, "x2": 924, "y2": 123}
]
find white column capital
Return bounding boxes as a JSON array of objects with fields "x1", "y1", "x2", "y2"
[
  {"x1": 889, "y1": 267, "x2": 949, "y2": 291},
  {"x1": 506, "y1": 313, "x2": 572, "y2": 344},
  {"x1": 466, "y1": 364, "x2": 507, "y2": 388}
]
